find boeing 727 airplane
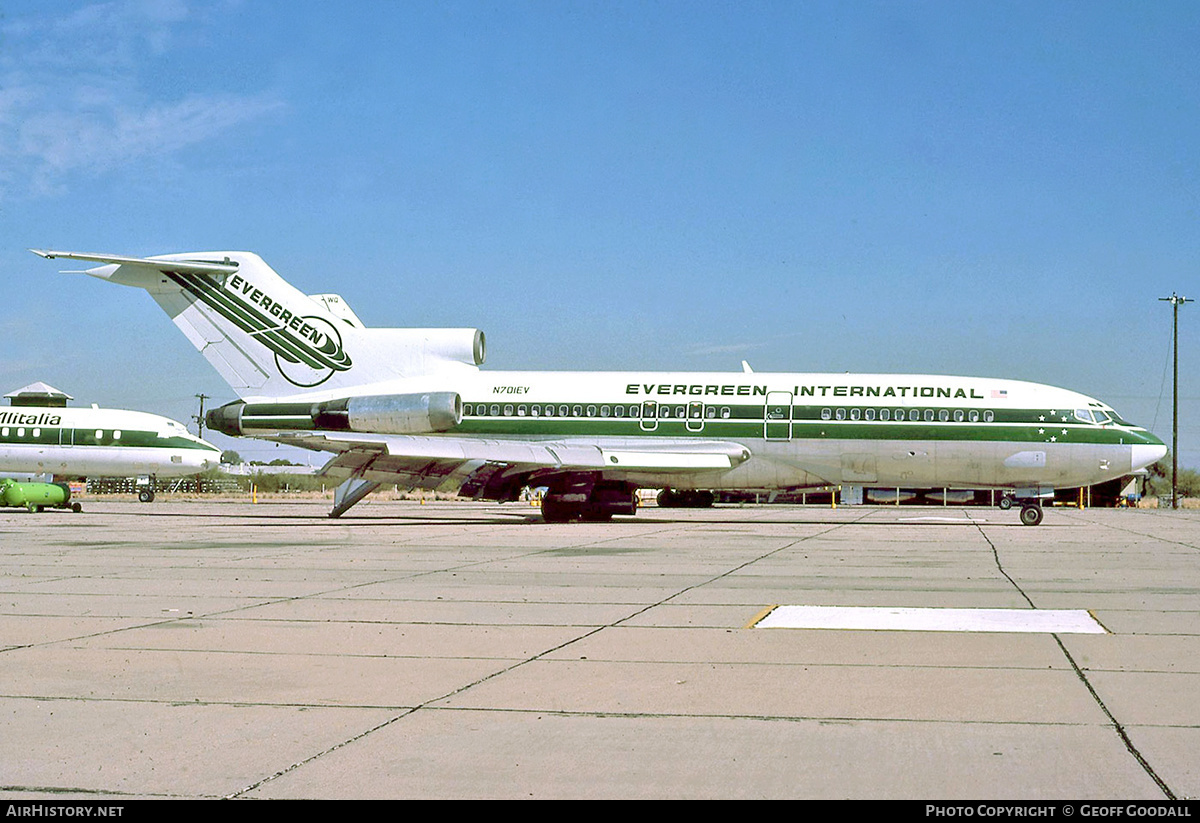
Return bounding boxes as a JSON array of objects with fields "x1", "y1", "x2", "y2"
[
  {"x1": 0, "y1": 382, "x2": 221, "y2": 501},
  {"x1": 33, "y1": 249, "x2": 1166, "y2": 525}
]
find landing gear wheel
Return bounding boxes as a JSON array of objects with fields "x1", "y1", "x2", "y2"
[
  {"x1": 998, "y1": 496, "x2": 1013, "y2": 510},
  {"x1": 71, "y1": 503, "x2": 82, "y2": 513},
  {"x1": 1019, "y1": 505, "x2": 1044, "y2": 526},
  {"x1": 656, "y1": 489, "x2": 713, "y2": 508},
  {"x1": 541, "y1": 498, "x2": 576, "y2": 523},
  {"x1": 138, "y1": 489, "x2": 155, "y2": 503}
]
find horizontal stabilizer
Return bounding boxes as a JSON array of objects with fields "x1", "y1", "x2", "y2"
[
  {"x1": 30, "y1": 250, "x2": 239, "y2": 277},
  {"x1": 32, "y1": 249, "x2": 487, "y2": 394}
]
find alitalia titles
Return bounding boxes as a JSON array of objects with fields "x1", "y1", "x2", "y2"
[
  {"x1": 623, "y1": 383, "x2": 988, "y2": 399},
  {"x1": 0, "y1": 411, "x2": 62, "y2": 426}
]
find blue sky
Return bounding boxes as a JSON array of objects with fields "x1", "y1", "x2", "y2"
[{"x1": 2, "y1": 0, "x2": 1198, "y2": 465}]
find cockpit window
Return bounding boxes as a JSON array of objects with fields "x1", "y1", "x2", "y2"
[
  {"x1": 1074, "y1": 409, "x2": 1094, "y2": 424},
  {"x1": 1093, "y1": 409, "x2": 1112, "y2": 425}
]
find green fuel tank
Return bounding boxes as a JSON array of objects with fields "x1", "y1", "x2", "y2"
[{"x1": 0, "y1": 478, "x2": 81, "y2": 512}]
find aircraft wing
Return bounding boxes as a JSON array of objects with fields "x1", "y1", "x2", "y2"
[{"x1": 261, "y1": 431, "x2": 752, "y2": 497}]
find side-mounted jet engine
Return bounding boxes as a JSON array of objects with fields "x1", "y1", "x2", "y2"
[{"x1": 207, "y1": 392, "x2": 462, "y2": 436}]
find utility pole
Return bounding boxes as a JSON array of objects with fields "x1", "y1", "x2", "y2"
[
  {"x1": 1158, "y1": 293, "x2": 1192, "y2": 509},
  {"x1": 193, "y1": 393, "x2": 210, "y2": 441}
]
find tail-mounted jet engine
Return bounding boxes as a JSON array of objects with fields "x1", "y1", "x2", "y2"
[{"x1": 207, "y1": 392, "x2": 462, "y2": 436}]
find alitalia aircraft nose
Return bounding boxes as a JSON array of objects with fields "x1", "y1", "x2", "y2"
[{"x1": 1132, "y1": 443, "x2": 1167, "y2": 473}]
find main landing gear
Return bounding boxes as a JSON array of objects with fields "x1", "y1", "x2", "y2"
[
  {"x1": 656, "y1": 489, "x2": 715, "y2": 508},
  {"x1": 1018, "y1": 504, "x2": 1044, "y2": 526},
  {"x1": 540, "y1": 479, "x2": 637, "y2": 523}
]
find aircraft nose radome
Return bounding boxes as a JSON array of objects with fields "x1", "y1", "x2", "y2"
[{"x1": 1131, "y1": 444, "x2": 1167, "y2": 473}]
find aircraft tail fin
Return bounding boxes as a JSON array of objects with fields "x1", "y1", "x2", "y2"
[{"x1": 33, "y1": 250, "x2": 485, "y2": 399}]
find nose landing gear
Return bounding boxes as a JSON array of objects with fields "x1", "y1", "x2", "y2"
[{"x1": 997, "y1": 489, "x2": 1047, "y2": 526}]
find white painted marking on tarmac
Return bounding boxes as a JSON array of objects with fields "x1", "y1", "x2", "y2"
[
  {"x1": 755, "y1": 606, "x2": 1106, "y2": 633},
  {"x1": 895, "y1": 516, "x2": 984, "y2": 523}
]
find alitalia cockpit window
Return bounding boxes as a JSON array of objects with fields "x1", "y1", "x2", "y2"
[
  {"x1": 1074, "y1": 409, "x2": 1094, "y2": 423},
  {"x1": 1093, "y1": 409, "x2": 1113, "y2": 425}
]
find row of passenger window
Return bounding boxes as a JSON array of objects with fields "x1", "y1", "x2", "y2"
[
  {"x1": 465, "y1": 404, "x2": 1113, "y2": 425},
  {"x1": 466, "y1": 403, "x2": 1003, "y2": 424},
  {"x1": 465, "y1": 403, "x2": 734, "y2": 420},
  {"x1": 820, "y1": 408, "x2": 996, "y2": 423},
  {"x1": 1, "y1": 427, "x2": 123, "y2": 441},
  {"x1": 464, "y1": 403, "x2": 1005, "y2": 423}
]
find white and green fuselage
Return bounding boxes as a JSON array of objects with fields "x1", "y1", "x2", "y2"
[
  {"x1": 248, "y1": 369, "x2": 1161, "y2": 493},
  {"x1": 0, "y1": 406, "x2": 220, "y2": 478}
]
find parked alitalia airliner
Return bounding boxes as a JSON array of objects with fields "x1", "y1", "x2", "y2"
[
  {"x1": 34, "y1": 249, "x2": 1166, "y2": 525},
  {"x1": 0, "y1": 381, "x2": 221, "y2": 501}
]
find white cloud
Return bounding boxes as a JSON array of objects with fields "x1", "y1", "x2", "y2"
[
  {"x1": 684, "y1": 331, "x2": 808, "y2": 358},
  {"x1": 684, "y1": 341, "x2": 767, "y2": 357},
  {"x1": 0, "y1": 0, "x2": 282, "y2": 198}
]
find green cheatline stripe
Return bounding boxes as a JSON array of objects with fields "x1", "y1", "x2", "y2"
[
  {"x1": 242, "y1": 416, "x2": 316, "y2": 430},
  {"x1": 0, "y1": 429, "x2": 219, "y2": 451},
  {"x1": 156, "y1": 436, "x2": 221, "y2": 451},
  {"x1": 452, "y1": 417, "x2": 1149, "y2": 445},
  {"x1": 465, "y1": 401, "x2": 1119, "y2": 426}
]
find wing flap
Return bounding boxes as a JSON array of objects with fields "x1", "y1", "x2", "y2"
[
  {"x1": 262, "y1": 431, "x2": 751, "y2": 489},
  {"x1": 312, "y1": 442, "x2": 481, "y2": 491}
]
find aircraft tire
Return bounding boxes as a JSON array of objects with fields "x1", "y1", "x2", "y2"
[
  {"x1": 138, "y1": 490, "x2": 155, "y2": 503},
  {"x1": 1019, "y1": 505, "x2": 1044, "y2": 526},
  {"x1": 541, "y1": 498, "x2": 577, "y2": 523},
  {"x1": 998, "y1": 496, "x2": 1013, "y2": 510},
  {"x1": 71, "y1": 503, "x2": 82, "y2": 513},
  {"x1": 657, "y1": 489, "x2": 714, "y2": 508}
]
